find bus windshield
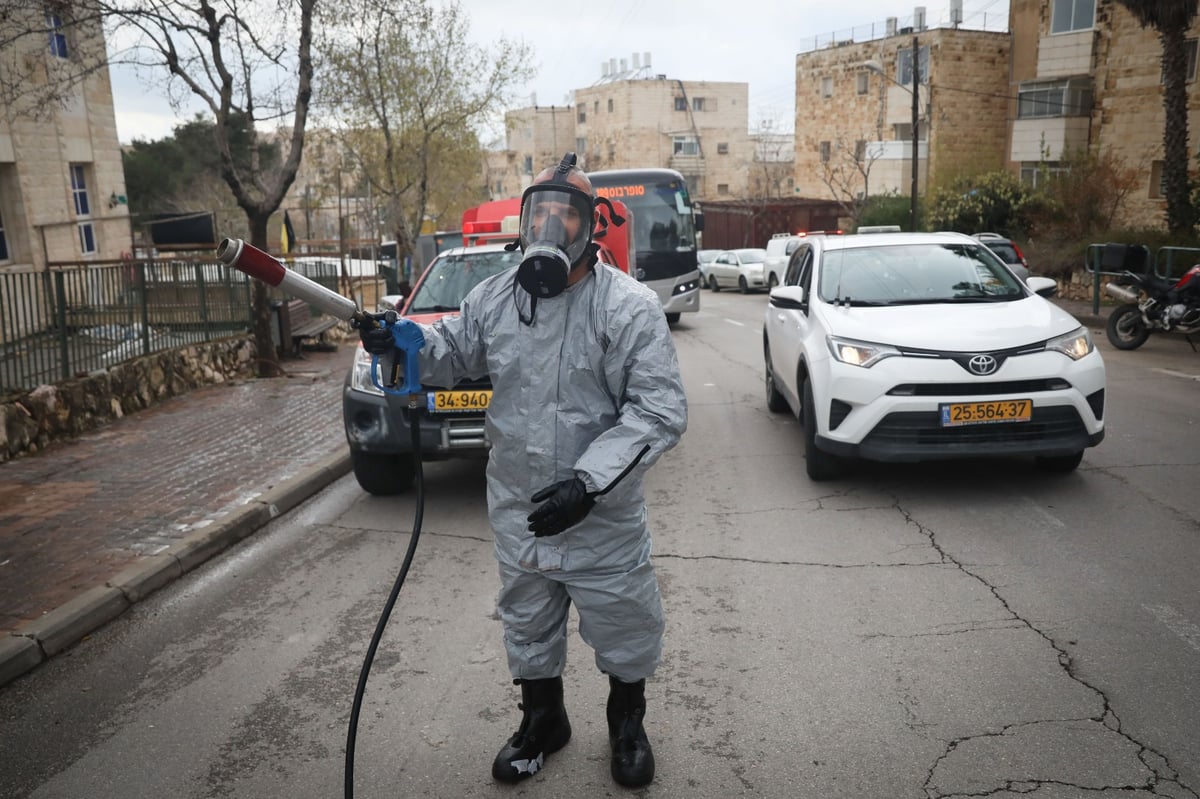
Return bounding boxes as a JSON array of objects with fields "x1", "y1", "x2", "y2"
[{"x1": 590, "y1": 170, "x2": 699, "y2": 282}]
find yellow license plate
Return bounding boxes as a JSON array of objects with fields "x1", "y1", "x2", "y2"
[
  {"x1": 940, "y1": 399, "x2": 1032, "y2": 427},
  {"x1": 427, "y1": 389, "x2": 492, "y2": 413}
]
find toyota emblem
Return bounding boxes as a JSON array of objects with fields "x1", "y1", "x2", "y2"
[{"x1": 968, "y1": 354, "x2": 998, "y2": 375}]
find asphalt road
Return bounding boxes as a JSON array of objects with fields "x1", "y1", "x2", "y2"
[{"x1": 3, "y1": 289, "x2": 1199, "y2": 798}]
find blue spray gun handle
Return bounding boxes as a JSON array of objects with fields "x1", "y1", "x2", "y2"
[{"x1": 368, "y1": 311, "x2": 426, "y2": 396}]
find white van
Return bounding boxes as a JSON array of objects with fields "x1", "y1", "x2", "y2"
[{"x1": 763, "y1": 233, "x2": 803, "y2": 290}]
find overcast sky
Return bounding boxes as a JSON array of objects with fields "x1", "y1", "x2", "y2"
[{"x1": 108, "y1": 0, "x2": 1010, "y2": 145}]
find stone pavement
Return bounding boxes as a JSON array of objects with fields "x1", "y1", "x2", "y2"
[
  {"x1": 0, "y1": 341, "x2": 357, "y2": 687},
  {"x1": 0, "y1": 296, "x2": 1112, "y2": 689}
]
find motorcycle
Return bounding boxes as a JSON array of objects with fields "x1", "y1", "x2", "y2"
[{"x1": 1104, "y1": 264, "x2": 1200, "y2": 350}]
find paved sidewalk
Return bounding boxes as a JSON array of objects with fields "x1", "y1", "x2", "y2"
[{"x1": 0, "y1": 342, "x2": 356, "y2": 687}]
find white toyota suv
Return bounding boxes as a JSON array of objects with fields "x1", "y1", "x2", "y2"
[{"x1": 762, "y1": 232, "x2": 1106, "y2": 480}]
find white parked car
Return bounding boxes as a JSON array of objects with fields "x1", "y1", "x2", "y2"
[
  {"x1": 706, "y1": 248, "x2": 768, "y2": 293},
  {"x1": 762, "y1": 232, "x2": 1106, "y2": 480}
]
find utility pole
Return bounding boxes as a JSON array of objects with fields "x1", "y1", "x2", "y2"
[{"x1": 910, "y1": 35, "x2": 920, "y2": 233}]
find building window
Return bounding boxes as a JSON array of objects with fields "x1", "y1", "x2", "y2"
[
  {"x1": 693, "y1": 97, "x2": 706, "y2": 111},
  {"x1": 523, "y1": 155, "x2": 533, "y2": 173},
  {"x1": 897, "y1": 46, "x2": 930, "y2": 86},
  {"x1": 894, "y1": 121, "x2": 925, "y2": 141},
  {"x1": 577, "y1": 108, "x2": 586, "y2": 123},
  {"x1": 1149, "y1": 161, "x2": 1166, "y2": 199},
  {"x1": 1017, "y1": 77, "x2": 1092, "y2": 118},
  {"x1": 717, "y1": 142, "x2": 729, "y2": 155},
  {"x1": 593, "y1": 101, "x2": 599, "y2": 113},
  {"x1": 674, "y1": 96, "x2": 687, "y2": 111},
  {"x1": 820, "y1": 77, "x2": 833, "y2": 97},
  {"x1": 78, "y1": 222, "x2": 96, "y2": 254},
  {"x1": 576, "y1": 136, "x2": 587, "y2": 156},
  {"x1": 673, "y1": 136, "x2": 699, "y2": 156},
  {"x1": 854, "y1": 140, "x2": 867, "y2": 162},
  {"x1": 70, "y1": 164, "x2": 91, "y2": 216},
  {"x1": 1164, "y1": 39, "x2": 1198, "y2": 83},
  {"x1": 717, "y1": 183, "x2": 729, "y2": 195},
  {"x1": 607, "y1": 98, "x2": 614, "y2": 112},
  {"x1": 0, "y1": 209, "x2": 8, "y2": 261},
  {"x1": 857, "y1": 72, "x2": 869, "y2": 95},
  {"x1": 1051, "y1": 0, "x2": 1094, "y2": 34},
  {"x1": 47, "y1": 12, "x2": 68, "y2": 58},
  {"x1": 819, "y1": 141, "x2": 831, "y2": 162},
  {"x1": 1019, "y1": 161, "x2": 1069, "y2": 187}
]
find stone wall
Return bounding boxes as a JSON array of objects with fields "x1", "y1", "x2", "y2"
[{"x1": 0, "y1": 336, "x2": 257, "y2": 463}]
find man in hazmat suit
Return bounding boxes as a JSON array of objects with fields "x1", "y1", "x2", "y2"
[{"x1": 357, "y1": 153, "x2": 687, "y2": 787}]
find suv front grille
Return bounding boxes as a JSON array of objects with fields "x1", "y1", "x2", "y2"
[
  {"x1": 888, "y1": 379, "x2": 1067, "y2": 396},
  {"x1": 863, "y1": 406, "x2": 1087, "y2": 448}
]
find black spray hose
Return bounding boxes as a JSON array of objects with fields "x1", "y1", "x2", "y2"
[{"x1": 345, "y1": 409, "x2": 425, "y2": 799}]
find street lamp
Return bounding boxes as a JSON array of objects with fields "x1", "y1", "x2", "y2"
[{"x1": 864, "y1": 35, "x2": 921, "y2": 232}]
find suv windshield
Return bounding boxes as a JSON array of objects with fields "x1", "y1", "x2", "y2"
[
  {"x1": 819, "y1": 244, "x2": 1025, "y2": 305},
  {"x1": 406, "y1": 249, "x2": 521, "y2": 313}
]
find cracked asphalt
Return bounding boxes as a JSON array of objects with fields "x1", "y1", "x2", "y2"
[{"x1": 2, "y1": 293, "x2": 1198, "y2": 798}]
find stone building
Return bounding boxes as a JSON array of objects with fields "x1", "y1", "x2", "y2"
[
  {"x1": 501, "y1": 105, "x2": 577, "y2": 194},
  {"x1": 0, "y1": 9, "x2": 130, "y2": 270},
  {"x1": 498, "y1": 55, "x2": 755, "y2": 202},
  {"x1": 1008, "y1": 0, "x2": 1200, "y2": 229},
  {"x1": 792, "y1": 25, "x2": 1010, "y2": 209}
]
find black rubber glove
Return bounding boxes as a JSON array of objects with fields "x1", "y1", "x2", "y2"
[
  {"x1": 527, "y1": 477, "x2": 596, "y2": 537},
  {"x1": 353, "y1": 313, "x2": 396, "y2": 355}
]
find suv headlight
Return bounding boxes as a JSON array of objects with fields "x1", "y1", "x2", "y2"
[
  {"x1": 1046, "y1": 327, "x2": 1094, "y2": 360},
  {"x1": 827, "y1": 335, "x2": 900, "y2": 368},
  {"x1": 349, "y1": 345, "x2": 385, "y2": 396}
]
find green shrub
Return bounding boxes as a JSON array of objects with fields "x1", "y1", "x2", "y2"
[
  {"x1": 926, "y1": 172, "x2": 1040, "y2": 235},
  {"x1": 856, "y1": 194, "x2": 910, "y2": 230}
]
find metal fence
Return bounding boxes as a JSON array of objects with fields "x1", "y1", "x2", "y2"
[
  {"x1": 1083, "y1": 244, "x2": 1200, "y2": 313},
  {"x1": 0, "y1": 256, "x2": 344, "y2": 398}
]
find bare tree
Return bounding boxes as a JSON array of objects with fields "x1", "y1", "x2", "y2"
[
  {"x1": 319, "y1": 0, "x2": 532, "y2": 265},
  {"x1": 2, "y1": 0, "x2": 319, "y2": 376},
  {"x1": 0, "y1": 4, "x2": 109, "y2": 119},
  {"x1": 1116, "y1": 0, "x2": 1199, "y2": 234},
  {"x1": 816, "y1": 132, "x2": 882, "y2": 226}
]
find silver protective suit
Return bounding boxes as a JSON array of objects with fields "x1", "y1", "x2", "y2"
[{"x1": 414, "y1": 263, "x2": 688, "y2": 682}]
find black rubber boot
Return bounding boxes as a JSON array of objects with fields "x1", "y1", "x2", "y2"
[
  {"x1": 607, "y1": 676, "x2": 655, "y2": 787},
  {"x1": 491, "y1": 677, "x2": 572, "y2": 783}
]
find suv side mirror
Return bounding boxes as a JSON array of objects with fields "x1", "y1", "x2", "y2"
[
  {"x1": 693, "y1": 209, "x2": 705, "y2": 232},
  {"x1": 769, "y1": 284, "x2": 806, "y2": 309}
]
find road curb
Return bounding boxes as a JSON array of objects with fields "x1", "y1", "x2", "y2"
[{"x1": 0, "y1": 450, "x2": 351, "y2": 690}]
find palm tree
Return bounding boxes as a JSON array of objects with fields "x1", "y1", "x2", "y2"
[{"x1": 1117, "y1": 0, "x2": 1199, "y2": 234}]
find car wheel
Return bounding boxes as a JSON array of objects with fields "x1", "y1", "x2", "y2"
[
  {"x1": 764, "y1": 344, "x2": 789, "y2": 413},
  {"x1": 351, "y1": 449, "x2": 415, "y2": 495},
  {"x1": 1035, "y1": 451, "x2": 1084, "y2": 473},
  {"x1": 1105, "y1": 304, "x2": 1150, "y2": 350},
  {"x1": 802, "y1": 378, "x2": 847, "y2": 481},
  {"x1": 738, "y1": 276, "x2": 749, "y2": 294},
  {"x1": 665, "y1": 312, "x2": 681, "y2": 325},
  {"x1": 709, "y1": 275, "x2": 721, "y2": 292}
]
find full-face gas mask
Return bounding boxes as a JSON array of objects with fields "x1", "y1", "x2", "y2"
[{"x1": 515, "y1": 153, "x2": 596, "y2": 299}]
